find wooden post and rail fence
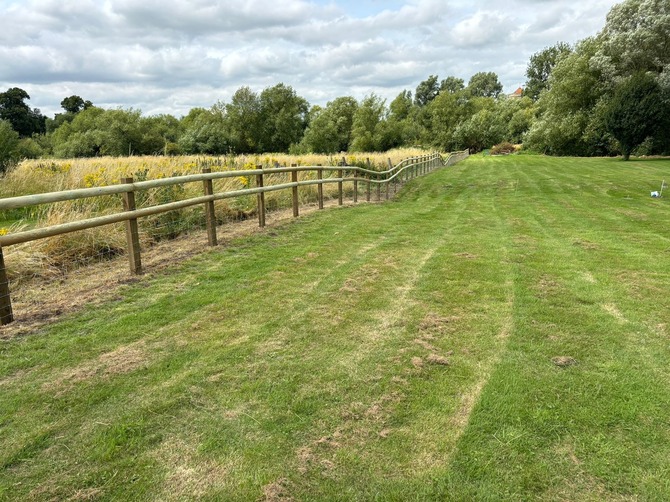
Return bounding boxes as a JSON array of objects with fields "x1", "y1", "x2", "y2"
[{"x1": 0, "y1": 150, "x2": 469, "y2": 325}]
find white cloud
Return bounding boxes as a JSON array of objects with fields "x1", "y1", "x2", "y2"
[
  {"x1": 450, "y1": 10, "x2": 515, "y2": 49},
  {"x1": 0, "y1": 0, "x2": 620, "y2": 116}
]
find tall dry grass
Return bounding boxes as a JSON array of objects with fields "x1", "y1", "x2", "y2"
[{"x1": 0, "y1": 148, "x2": 430, "y2": 280}]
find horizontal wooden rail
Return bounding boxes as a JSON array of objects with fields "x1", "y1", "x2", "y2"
[{"x1": 0, "y1": 150, "x2": 468, "y2": 324}]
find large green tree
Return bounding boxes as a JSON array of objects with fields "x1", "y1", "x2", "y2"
[
  {"x1": 467, "y1": 72, "x2": 503, "y2": 98},
  {"x1": 604, "y1": 72, "x2": 666, "y2": 160},
  {"x1": 60, "y1": 95, "x2": 92, "y2": 114},
  {"x1": 350, "y1": 94, "x2": 386, "y2": 152},
  {"x1": 525, "y1": 38, "x2": 608, "y2": 155},
  {"x1": 415, "y1": 75, "x2": 440, "y2": 106},
  {"x1": 596, "y1": 0, "x2": 670, "y2": 77},
  {"x1": 258, "y1": 83, "x2": 309, "y2": 153},
  {"x1": 440, "y1": 76, "x2": 465, "y2": 94},
  {"x1": 50, "y1": 107, "x2": 148, "y2": 157},
  {"x1": 300, "y1": 96, "x2": 358, "y2": 153},
  {"x1": 0, "y1": 87, "x2": 45, "y2": 137},
  {"x1": 224, "y1": 87, "x2": 261, "y2": 154},
  {"x1": 524, "y1": 42, "x2": 572, "y2": 101},
  {"x1": 179, "y1": 107, "x2": 228, "y2": 154},
  {"x1": 0, "y1": 119, "x2": 20, "y2": 171}
]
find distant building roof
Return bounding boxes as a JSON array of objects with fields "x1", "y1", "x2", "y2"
[{"x1": 508, "y1": 87, "x2": 524, "y2": 99}]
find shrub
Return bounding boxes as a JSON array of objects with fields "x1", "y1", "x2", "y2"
[{"x1": 490, "y1": 142, "x2": 517, "y2": 155}]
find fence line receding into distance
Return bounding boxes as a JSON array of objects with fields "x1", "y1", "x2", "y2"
[{"x1": 0, "y1": 150, "x2": 469, "y2": 324}]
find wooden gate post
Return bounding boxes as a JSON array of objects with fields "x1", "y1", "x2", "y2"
[
  {"x1": 291, "y1": 165, "x2": 299, "y2": 217},
  {"x1": 0, "y1": 247, "x2": 13, "y2": 325},
  {"x1": 121, "y1": 177, "x2": 142, "y2": 275},
  {"x1": 256, "y1": 165, "x2": 266, "y2": 228},
  {"x1": 202, "y1": 168, "x2": 218, "y2": 244},
  {"x1": 317, "y1": 165, "x2": 324, "y2": 209}
]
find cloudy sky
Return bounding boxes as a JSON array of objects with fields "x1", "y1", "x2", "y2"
[{"x1": 0, "y1": 0, "x2": 621, "y2": 118}]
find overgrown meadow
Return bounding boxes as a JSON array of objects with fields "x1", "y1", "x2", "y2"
[{"x1": 0, "y1": 149, "x2": 424, "y2": 280}]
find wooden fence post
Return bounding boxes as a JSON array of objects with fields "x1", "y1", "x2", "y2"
[
  {"x1": 366, "y1": 158, "x2": 372, "y2": 202},
  {"x1": 338, "y1": 167, "x2": 344, "y2": 206},
  {"x1": 202, "y1": 168, "x2": 218, "y2": 244},
  {"x1": 121, "y1": 177, "x2": 142, "y2": 275},
  {"x1": 338, "y1": 158, "x2": 345, "y2": 206},
  {"x1": 291, "y1": 165, "x2": 299, "y2": 217},
  {"x1": 317, "y1": 165, "x2": 324, "y2": 209},
  {"x1": 0, "y1": 247, "x2": 13, "y2": 325},
  {"x1": 353, "y1": 167, "x2": 358, "y2": 203},
  {"x1": 256, "y1": 165, "x2": 266, "y2": 228},
  {"x1": 387, "y1": 158, "x2": 393, "y2": 199}
]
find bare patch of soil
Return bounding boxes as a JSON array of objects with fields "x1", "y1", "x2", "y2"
[
  {"x1": 339, "y1": 279, "x2": 358, "y2": 293},
  {"x1": 261, "y1": 478, "x2": 294, "y2": 502},
  {"x1": 426, "y1": 353, "x2": 450, "y2": 366},
  {"x1": 411, "y1": 356, "x2": 424, "y2": 368},
  {"x1": 44, "y1": 341, "x2": 148, "y2": 393},
  {"x1": 536, "y1": 276, "x2": 561, "y2": 298},
  {"x1": 419, "y1": 312, "x2": 460, "y2": 333},
  {"x1": 154, "y1": 437, "x2": 230, "y2": 501},
  {"x1": 413, "y1": 338, "x2": 437, "y2": 351},
  {"x1": 453, "y1": 252, "x2": 478, "y2": 259},
  {"x1": 572, "y1": 239, "x2": 599, "y2": 250},
  {"x1": 68, "y1": 488, "x2": 103, "y2": 501},
  {"x1": 552, "y1": 356, "x2": 577, "y2": 367},
  {"x1": 0, "y1": 368, "x2": 29, "y2": 388}
]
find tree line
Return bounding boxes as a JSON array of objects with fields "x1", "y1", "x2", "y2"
[{"x1": 1, "y1": 0, "x2": 669, "y2": 171}]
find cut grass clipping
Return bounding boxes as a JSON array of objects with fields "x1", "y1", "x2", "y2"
[{"x1": 2, "y1": 154, "x2": 670, "y2": 500}]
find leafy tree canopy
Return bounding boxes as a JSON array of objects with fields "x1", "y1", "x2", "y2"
[
  {"x1": 0, "y1": 119, "x2": 20, "y2": 171},
  {"x1": 59, "y1": 95, "x2": 93, "y2": 114},
  {"x1": 467, "y1": 72, "x2": 503, "y2": 98},
  {"x1": 415, "y1": 75, "x2": 440, "y2": 106},
  {"x1": 524, "y1": 42, "x2": 572, "y2": 101},
  {"x1": 0, "y1": 87, "x2": 45, "y2": 137},
  {"x1": 596, "y1": 0, "x2": 670, "y2": 77},
  {"x1": 604, "y1": 71, "x2": 667, "y2": 160},
  {"x1": 440, "y1": 76, "x2": 465, "y2": 94}
]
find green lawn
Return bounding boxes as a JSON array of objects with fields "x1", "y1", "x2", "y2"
[{"x1": 2, "y1": 154, "x2": 670, "y2": 501}]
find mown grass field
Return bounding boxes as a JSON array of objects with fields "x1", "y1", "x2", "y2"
[{"x1": 2, "y1": 154, "x2": 670, "y2": 500}]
